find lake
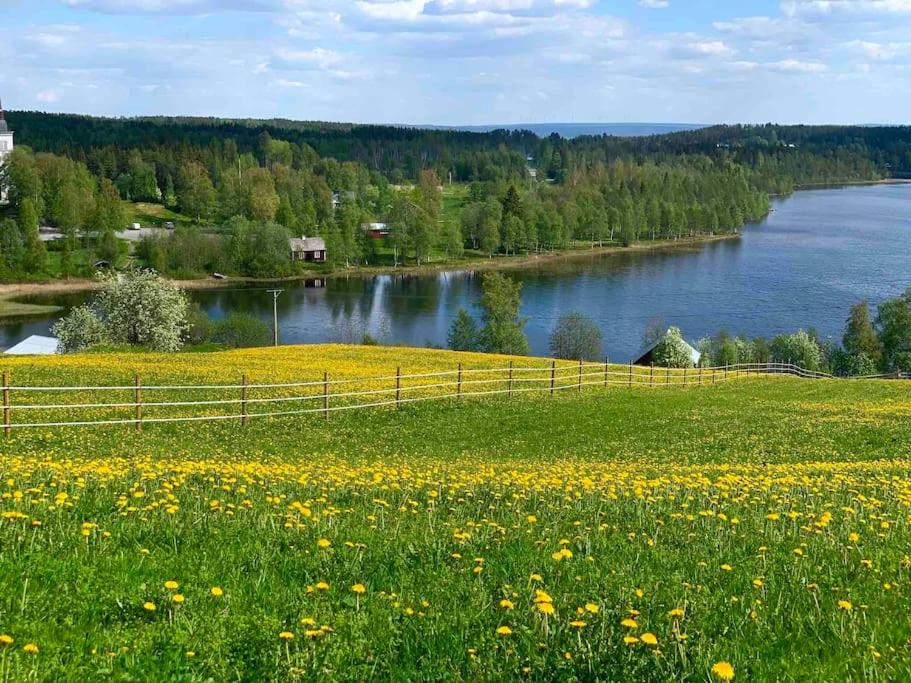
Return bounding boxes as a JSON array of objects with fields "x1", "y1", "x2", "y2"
[{"x1": 3, "y1": 183, "x2": 911, "y2": 360}]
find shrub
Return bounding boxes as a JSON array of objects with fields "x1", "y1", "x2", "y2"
[
  {"x1": 211, "y1": 313, "x2": 272, "y2": 348},
  {"x1": 549, "y1": 312, "x2": 603, "y2": 361},
  {"x1": 448, "y1": 309, "x2": 480, "y2": 352},
  {"x1": 652, "y1": 327, "x2": 696, "y2": 368},
  {"x1": 52, "y1": 305, "x2": 109, "y2": 353},
  {"x1": 769, "y1": 330, "x2": 824, "y2": 371}
]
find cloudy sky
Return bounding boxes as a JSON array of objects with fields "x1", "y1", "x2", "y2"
[{"x1": 1, "y1": 1, "x2": 910, "y2": 125}]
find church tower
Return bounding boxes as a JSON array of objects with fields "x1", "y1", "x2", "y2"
[{"x1": 0, "y1": 98, "x2": 13, "y2": 204}]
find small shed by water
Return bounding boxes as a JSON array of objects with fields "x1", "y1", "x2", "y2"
[
  {"x1": 289, "y1": 236, "x2": 327, "y2": 263},
  {"x1": 5, "y1": 335, "x2": 59, "y2": 355}
]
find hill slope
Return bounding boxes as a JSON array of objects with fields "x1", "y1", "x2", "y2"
[{"x1": 1, "y1": 345, "x2": 909, "y2": 680}]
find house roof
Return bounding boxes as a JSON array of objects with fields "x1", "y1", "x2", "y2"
[
  {"x1": 0, "y1": 98, "x2": 9, "y2": 134},
  {"x1": 632, "y1": 329, "x2": 701, "y2": 366},
  {"x1": 289, "y1": 236, "x2": 326, "y2": 252},
  {"x1": 5, "y1": 335, "x2": 59, "y2": 355}
]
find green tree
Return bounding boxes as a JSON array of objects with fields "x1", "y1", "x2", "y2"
[
  {"x1": 842, "y1": 300, "x2": 883, "y2": 369},
  {"x1": 447, "y1": 309, "x2": 481, "y2": 352},
  {"x1": 549, "y1": 312, "x2": 603, "y2": 361},
  {"x1": 177, "y1": 162, "x2": 216, "y2": 223},
  {"x1": 212, "y1": 313, "x2": 272, "y2": 348},
  {"x1": 652, "y1": 327, "x2": 697, "y2": 368},
  {"x1": 19, "y1": 198, "x2": 48, "y2": 274},
  {"x1": 478, "y1": 272, "x2": 529, "y2": 356},
  {"x1": 876, "y1": 288, "x2": 911, "y2": 372},
  {"x1": 769, "y1": 330, "x2": 824, "y2": 372}
]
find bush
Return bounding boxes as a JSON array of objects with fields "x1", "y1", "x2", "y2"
[
  {"x1": 549, "y1": 312, "x2": 603, "y2": 361},
  {"x1": 52, "y1": 305, "x2": 109, "y2": 353},
  {"x1": 53, "y1": 270, "x2": 190, "y2": 353},
  {"x1": 211, "y1": 313, "x2": 272, "y2": 348},
  {"x1": 652, "y1": 327, "x2": 696, "y2": 368},
  {"x1": 770, "y1": 330, "x2": 824, "y2": 371}
]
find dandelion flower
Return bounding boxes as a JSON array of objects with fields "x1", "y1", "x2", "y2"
[
  {"x1": 668, "y1": 608, "x2": 685, "y2": 618},
  {"x1": 279, "y1": 631, "x2": 294, "y2": 641},
  {"x1": 500, "y1": 599, "x2": 515, "y2": 610},
  {"x1": 569, "y1": 620, "x2": 586, "y2": 629},
  {"x1": 838, "y1": 600, "x2": 853, "y2": 611},
  {"x1": 621, "y1": 618, "x2": 638, "y2": 629},
  {"x1": 0, "y1": 635, "x2": 13, "y2": 646},
  {"x1": 711, "y1": 661, "x2": 735, "y2": 681},
  {"x1": 641, "y1": 632, "x2": 658, "y2": 646},
  {"x1": 352, "y1": 583, "x2": 366, "y2": 594},
  {"x1": 623, "y1": 636, "x2": 639, "y2": 645},
  {"x1": 164, "y1": 581, "x2": 179, "y2": 591},
  {"x1": 22, "y1": 643, "x2": 38, "y2": 654},
  {"x1": 143, "y1": 602, "x2": 156, "y2": 612},
  {"x1": 172, "y1": 594, "x2": 185, "y2": 603},
  {"x1": 210, "y1": 587, "x2": 224, "y2": 597},
  {"x1": 317, "y1": 538, "x2": 332, "y2": 549},
  {"x1": 537, "y1": 602, "x2": 555, "y2": 615},
  {"x1": 496, "y1": 626, "x2": 512, "y2": 636},
  {"x1": 584, "y1": 603, "x2": 599, "y2": 614}
]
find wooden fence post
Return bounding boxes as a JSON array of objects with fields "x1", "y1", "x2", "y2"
[
  {"x1": 457, "y1": 363, "x2": 462, "y2": 400},
  {"x1": 578, "y1": 358, "x2": 583, "y2": 391},
  {"x1": 134, "y1": 375, "x2": 142, "y2": 432},
  {"x1": 650, "y1": 363, "x2": 654, "y2": 388},
  {"x1": 323, "y1": 371, "x2": 330, "y2": 419},
  {"x1": 241, "y1": 374, "x2": 248, "y2": 426},
  {"x1": 508, "y1": 361, "x2": 514, "y2": 398},
  {"x1": 628, "y1": 361, "x2": 633, "y2": 389},
  {"x1": 3, "y1": 371, "x2": 10, "y2": 439},
  {"x1": 396, "y1": 367, "x2": 402, "y2": 409},
  {"x1": 550, "y1": 360, "x2": 556, "y2": 396},
  {"x1": 712, "y1": 368, "x2": 716, "y2": 385},
  {"x1": 698, "y1": 366, "x2": 703, "y2": 386},
  {"x1": 666, "y1": 364, "x2": 670, "y2": 387},
  {"x1": 604, "y1": 358, "x2": 609, "y2": 387},
  {"x1": 683, "y1": 367, "x2": 688, "y2": 388}
]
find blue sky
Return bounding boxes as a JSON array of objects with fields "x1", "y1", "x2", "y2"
[{"x1": 1, "y1": 0, "x2": 910, "y2": 125}]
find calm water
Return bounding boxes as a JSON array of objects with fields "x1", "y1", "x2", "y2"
[{"x1": 4, "y1": 183, "x2": 911, "y2": 360}]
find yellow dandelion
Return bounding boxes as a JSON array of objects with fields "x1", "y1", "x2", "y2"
[
  {"x1": 143, "y1": 601, "x2": 156, "y2": 612},
  {"x1": 210, "y1": 586, "x2": 224, "y2": 597},
  {"x1": 279, "y1": 631, "x2": 294, "y2": 641},
  {"x1": 711, "y1": 661, "x2": 735, "y2": 681},
  {"x1": 164, "y1": 580, "x2": 179, "y2": 591},
  {"x1": 641, "y1": 632, "x2": 658, "y2": 646},
  {"x1": 317, "y1": 538, "x2": 332, "y2": 549},
  {"x1": 316, "y1": 581, "x2": 330, "y2": 591},
  {"x1": 569, "y1": 620, "x2": 586, "y2": 629},
  {"x1": 496, "y1": 626, "x2": 512, "y2": 636},
  {"x1": 0, "y1": 634, "x2": 13, "y2": 646},
  {"x1": 621, "y1": 618, "x2": 638, "y2": 629},
  {"x1": 352, "y1": 583, "x2": 366, "y2": 594},
  {"x1": 500, "y1": 599, "x2": 515, "y2": 610},
  {"x1": 838, "y1": 600, "x2": 853, "y2": 611},
  {"x1": 584, "y1": 603, "x2": 599, "y2": 614},
  {"x1": 537, "y1": 602, "x2": 555, "y2": 615},
  {"x1": 22, "y1": 643, "x2": 39, "y2": 654},
  {"x1": 623, "y1": 636, "x2": 639, "y2": 645},
  {"x1": 668, "y1": 608, "x2": 685, "y2": 618}
]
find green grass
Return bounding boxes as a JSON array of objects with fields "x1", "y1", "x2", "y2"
[
  {"x1": 126, "y1": 202, "x2": 191, "y2": 228},
  {"x1": 1, "y1": 346, "x2": 910, "y2": 681}
]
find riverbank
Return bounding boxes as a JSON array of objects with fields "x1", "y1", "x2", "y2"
[{"x1": 0, "y1": 233, "x2": 741, "y2": 314}]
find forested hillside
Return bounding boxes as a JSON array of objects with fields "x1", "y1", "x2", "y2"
[{"x1": 0, "y1": 111, "x2": 906, "y2": 283}]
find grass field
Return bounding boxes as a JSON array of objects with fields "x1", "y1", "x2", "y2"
[{"x1": 1, "y1": 346, "x2": 910, "y2": 681}]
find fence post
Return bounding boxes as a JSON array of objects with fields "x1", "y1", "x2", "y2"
[
  {"x1": 650, "y1": 363, "x2": 654, "y2": 388},
  {"x1": 698, "y1": 366, "x2": 703, "y2": 386},
  {"x1": 396, "y1": 367, "x2": 402, "y2": 409},
  {"x1": 628, "y1": 361, "x2": 633, "y2": 389},
  {"x1": 134, "y1": 374, "x2": 142, "y2": 433},
  {"x1": 323, "y1": 371, "x2": 330, "y2": 419},
  {"x1": 508, "y1": 361, "x2": 514, "y2": 398},
  {"x1": 666, "y1": 364, "x2": 670, "y2": 387},
  {"x1": 683, "y1": 367, "x2": 688, "y2": 388},
  {"x1": 712, "y1": 368, "x2": 716, "y2": 385},
  {"x1": 604, "y1": 358, "x2": 609, "y2": 387},
  {"x1": 241, "y1": 374, "x2": 248, "y2": 426},
  {"x1": 550, "y1": 360, "x2": 556, "y2": 396},
  {"x1": 457, "y1": 363, "x2": 462, "y2": 400},
  {"x1": 3, "y1": 371, "x2": 10, "y2": 439},
  {"x1": 578, "y1": 358, "x2": 583, "y2": 391}
]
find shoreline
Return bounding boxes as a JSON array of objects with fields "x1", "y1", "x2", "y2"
[{"x1": 0, "y1": 233, "x2": 741, "y2": 306}]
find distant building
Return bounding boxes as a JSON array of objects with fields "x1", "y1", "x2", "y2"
[
  {"x1": 5, "y1": 335, "x2": 59, "y2": 356},
  {"x1": 632, "y1": 329, "x2": 701, "y2": 367},
  {"x1": 289, "y1": 236, "x2": 327, "y2": 262},
  {"x1": 0, "y1": 98, "x2": 14, "y2": 204},
  {"x1": 362, "y1": 222, "x2": 390, "y2": 239}
]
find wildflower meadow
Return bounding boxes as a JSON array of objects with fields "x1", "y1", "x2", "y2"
[{"x1": 1, "y1": 345, "x2": 910, "y2": 681}]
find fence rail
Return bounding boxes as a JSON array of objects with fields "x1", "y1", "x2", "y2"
[{"x1": 0, "y1": 361, "x2": 905, "y2": 434}]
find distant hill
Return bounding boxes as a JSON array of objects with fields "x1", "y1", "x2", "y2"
[{"x1": 419, "y1": 122, "x2": 709, "y2": 138}]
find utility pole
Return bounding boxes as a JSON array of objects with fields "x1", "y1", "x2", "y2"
[{"x1": 267, "y1": 289, "x2": 284, "y2": 346}]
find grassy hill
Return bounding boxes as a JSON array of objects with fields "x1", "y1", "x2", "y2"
[{"x1": 1, "y1": 345, "x2": 910, "y2": 680}]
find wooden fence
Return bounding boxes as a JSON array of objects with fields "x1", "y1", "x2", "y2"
[{"x1": 0, "y1": 361, "x2": 905, "y2": 435}]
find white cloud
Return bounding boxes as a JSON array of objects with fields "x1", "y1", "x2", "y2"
[
  {"x1": 36, "y1": 90, "x2": 61, "y2": 102},
  {"x1": 638, "y1": 0, "x2": 669, "y2": 8},
  {"x1": 782, "y1": 0, "x2": 911, "y2": 16},
  {"x1": 767, "y1": 58, "x2": 827, "y2": 73}
]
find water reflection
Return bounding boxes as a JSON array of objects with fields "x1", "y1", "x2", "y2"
[{"x1": 3, "y1": 184, "x2": 910, "y2": 360}]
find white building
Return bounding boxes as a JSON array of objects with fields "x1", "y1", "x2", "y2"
[{"x1": 0, "y1": 99, "x2": 13, "y2": 204}]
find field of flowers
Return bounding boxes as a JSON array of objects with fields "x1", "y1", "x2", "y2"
[{"x1": 1, "y1": 346, "x2": 910, "y2": 681}]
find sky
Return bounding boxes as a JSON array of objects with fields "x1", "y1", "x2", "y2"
[{"x1": 1, "y1": 0, "x2": 910, "y2": 125}]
